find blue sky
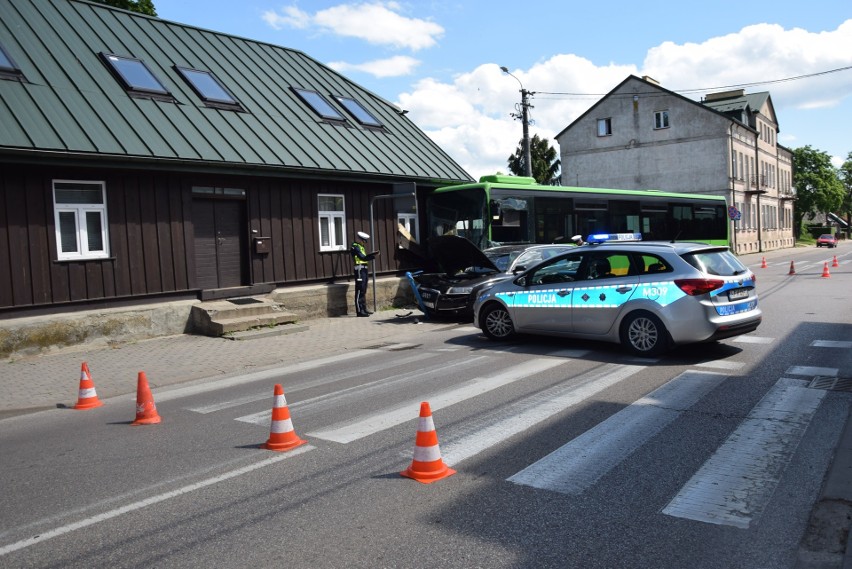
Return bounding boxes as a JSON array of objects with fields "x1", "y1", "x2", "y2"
[{"x1": 155, "y1": 1, "x2": 852, "y2": 178}]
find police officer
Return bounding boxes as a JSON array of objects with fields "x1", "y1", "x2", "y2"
[{"x1": 351, "y1": 231, "x2": 378, "y2": 317}]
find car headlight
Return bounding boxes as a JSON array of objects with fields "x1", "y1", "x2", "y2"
[{"x1": 447, "y1": 286, "x2": 474, "y2": 294}]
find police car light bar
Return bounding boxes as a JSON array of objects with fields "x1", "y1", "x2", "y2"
[{"x1": 586, "y1": 233, "x2": 643, "y2": 244}]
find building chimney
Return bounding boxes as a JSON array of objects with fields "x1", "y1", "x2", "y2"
[{"x1": 704, "y1": 89, "x2": 746, "y2": 101}]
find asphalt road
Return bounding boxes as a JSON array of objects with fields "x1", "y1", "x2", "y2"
[{"x1": 1, "y1": 246, "x2": 850, "y2": 568}]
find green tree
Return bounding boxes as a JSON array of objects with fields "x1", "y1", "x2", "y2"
[
  {"x1": 839, "y1": 152, "x2": 852, "y2": 235},
  {"x1": 507, "y1": 134, "x2": 561, "y2": 185},
  {"x1": 90, "y1": 0, "x2": 157, "y2": 16},
  {"x1": 791, "y1": 145, "x2": 844, "y2": 237}
]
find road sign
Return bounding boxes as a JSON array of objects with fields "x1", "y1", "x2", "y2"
[{"x1": 728, "y1": 206, "x2": 741, "y2": 221}]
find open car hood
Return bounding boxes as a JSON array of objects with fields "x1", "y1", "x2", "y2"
[{"x1": 428, "y1": 235, "x2": 500, "y2": 275}]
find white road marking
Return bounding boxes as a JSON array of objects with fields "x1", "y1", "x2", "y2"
[
  {"x1": 155, "y1": 351, "x2": 377, "y2": 403},
  {"x1": 307, "y1": 359, "x2": 566, "y2": 443},
  {"x1": 811, "y1": 340, "x2": 852, "y2": 349},
  {"x1": 503, "y1": 346, "x2": 590, "y2": 358},
  {"x1": 236, "y1": 355, "x2": 490, "y2": 426},
  {"x1": 732, "y1": 336, "x2": 774, "y2": 344},
  {"x1": 786, "y1": 366, "x2": 839, "y2": 377},
  {"x1": 696, "y1": 360, "x2": 745, "y2": 371},
  {"x1": 441, "y1": 364, "x2": 645, "y2": 466},
  {"x1": 507, "y1": 371, "x2": 727, "y2": 494},
  {"x1": 663, "y1": 378, "x2": 825, "y2": 528},
  {"x1": 0, "y1": 446, "x2": 314, "y2": 557},
  {"x1": 187, "y1": 352, "x2": 435, "y2": 414}
]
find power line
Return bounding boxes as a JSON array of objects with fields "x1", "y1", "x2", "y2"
[{"x1": 534, "y1": 65, "x2": 852, "y2": 98}]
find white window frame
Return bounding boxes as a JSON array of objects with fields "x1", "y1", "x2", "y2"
[
  {"x1": 53, "y1": 180, "x2": 109, "y2": 260},
  {"x1": 654, "y1": 110, "x2": 669, "y2": 129},
  {"x1": 318, "y1": 193, "x2": 346, "y2": 251},
  {"x1": 596, "y1": 118, "x2": 612, "y2": 137},
  {"x1": 398, "y1": 213, "x2": 418, "y2": 242}
]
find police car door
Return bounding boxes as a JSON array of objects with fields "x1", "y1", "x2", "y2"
[
  {"x1": 511, "y1": 252, "x2": 583, "y2": 333},
  {"x1": 571, "y1": 251, "x2": 640, "y2": 336}
]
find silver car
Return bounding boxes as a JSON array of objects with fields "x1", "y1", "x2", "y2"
[{"x1": 473, "y1": 239, "x2": 762, "y2": 356}]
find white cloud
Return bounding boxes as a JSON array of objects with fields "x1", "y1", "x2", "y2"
[
  {"x1": 328, "y1": 56, "x2": 420, "y2": 78},
  {"x1": 399, "y1": 20, "x2": 852, "y2": 179},
  {"x1": 642, "y1": 21, "x2": 852, "y2": 110},
  {"x1": 262, "y1": 6, "x2": 310, "y2": 30},
  {"x1": 265, "y1": 2, "x2": 443, "y2": 51},
  {"x1": 398, "y1": 58, "x2": 637, "y2": 178}
]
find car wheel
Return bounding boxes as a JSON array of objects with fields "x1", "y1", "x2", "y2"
[
  {"x1": 480, "y1": 303, "x2": 515, "y2": 340},
  {"x1": 620, "y1": 311, "x2": 669, "y2": 357}
]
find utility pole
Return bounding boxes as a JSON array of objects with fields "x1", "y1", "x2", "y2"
[{"x1": 501, "y1": 66, "x2": 534, "y2": 178}]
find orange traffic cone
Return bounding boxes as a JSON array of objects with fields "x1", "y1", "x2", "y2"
[
  {"x1": 788, "y1": 261, "x2": 796, "y2": 275},
  {"x1": 401, "y1": 402, "x2": 456, "y2": 484},
  {"x1": 821, "y1": 262, "x2": 831, "y2": 278},
  {"x1": 132, "y1": 371, "x2": 161, "y2": 425},
  {"x1": 760, "y1": 257, "x2": 767, "y2": 268},
  {"x1": 74, "y1": 362, "x2": 104, "y2": 410},
  {"x1": 262, "y1": 384, "x2": 307, "y2": 451},
  {"x1": 832, "y1": 255, "x2": 839, "y2": 268}
]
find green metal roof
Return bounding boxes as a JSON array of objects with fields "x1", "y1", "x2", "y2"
[{"x1": 0, "y1": 0, "x2": 473, "y2": 184}]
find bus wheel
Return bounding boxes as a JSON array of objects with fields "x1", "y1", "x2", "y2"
[
  {"x1": 481, "y1": 303, "x2": 515, "y2": 340},
  {"x1": 620, "y1": 311, "x2": 669, "y2": 357}
]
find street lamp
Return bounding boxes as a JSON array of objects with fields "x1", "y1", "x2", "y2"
[{"x1": 501, "y1": 66, "x2": 533, "y2": 178}]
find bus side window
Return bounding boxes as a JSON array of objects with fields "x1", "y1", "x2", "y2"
[{"x1": 643, "y1": 256, "x2": 669, "y2": 274}]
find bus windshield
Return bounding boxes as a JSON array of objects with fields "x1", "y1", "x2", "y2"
[{"x1": 425, "y1": 176, "x2": 728, "y2": 250}]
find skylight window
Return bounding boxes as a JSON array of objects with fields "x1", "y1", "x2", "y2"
[
  {"x1": 0, "y1": 42, "x2": 25, "y2": 82},
  {"x1": 174, "y1": 66, "x2": 243, "y2": 110},
  {"x1": 334, "y1": 96, "x2": 383, "y2": 127},
  {"x1": 100, "y1": 53, "x2": 172, "y2": 100},
  {"x1": 293, "y1": 88, "x2": 346, "y2": 122}
]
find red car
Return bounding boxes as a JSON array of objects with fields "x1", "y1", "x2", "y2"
[{"x1": 816, "y1": 234, "x2": 838, "y2": 248}]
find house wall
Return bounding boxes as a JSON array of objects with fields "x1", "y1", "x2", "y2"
[
  {"x1": 559, "y1": 82, "x2": 732, "y2": 195},
  {"x1": 0, "y1": 163, "x2": 406, "y2": 315}
]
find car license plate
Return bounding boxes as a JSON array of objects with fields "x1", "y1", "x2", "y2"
[{"x1": 728, "y1": 288, "x2": 749, "y2": 301}]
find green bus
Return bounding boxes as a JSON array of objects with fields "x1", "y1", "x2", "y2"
[{"x1": 426, "y1": 175, "x2": 729, "y2": 249}]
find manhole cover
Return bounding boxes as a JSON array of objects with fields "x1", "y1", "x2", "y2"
[
  {"x1": 228, "y1": 298, "x2": 264, "y2": 305},
  {"x1": 808, "y1": 376, "x2": 852, "y2": 393}
]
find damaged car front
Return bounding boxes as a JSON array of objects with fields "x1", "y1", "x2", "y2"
[{"x1": 413, "y1": 235, "x2": 502, "y2": 319}]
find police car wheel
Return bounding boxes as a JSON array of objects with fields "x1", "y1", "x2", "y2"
[
  {"x1": 481, "y1": 303, "x2": 515, "y2": 340},
  {"x1": 620, "y1": 312, "x2": 669, "y2": 357}
]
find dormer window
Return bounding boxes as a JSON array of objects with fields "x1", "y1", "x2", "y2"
[
  {"x1": 0, "y1": 42, "x2": 25, "y2": 82},
  {"x1": 174, "y1": 66, "x2": 244, "y2": 111},
  {"x1": 293, "y1": 88, "x2": 346, "y2": 122},
  {"x1": 334, "y1": 96, "x2": 383, "y2": 127},
  {"x1": 100, "y1": 53, "x2": 173, "y2": 101}
]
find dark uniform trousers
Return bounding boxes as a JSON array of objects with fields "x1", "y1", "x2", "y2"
[{"x1": 354, "y1": 264, "x2": 369, "y2": 315}]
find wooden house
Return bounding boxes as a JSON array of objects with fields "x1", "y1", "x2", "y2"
[{"x1": 0, "y1": 0, "x2": 472, "y2": 328}]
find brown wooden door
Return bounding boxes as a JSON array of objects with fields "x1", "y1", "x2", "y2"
[{"x1": 193, "y1": 199, "x2": 246, "y2": 289}]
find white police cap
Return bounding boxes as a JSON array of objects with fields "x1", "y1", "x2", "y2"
[{"x1": 357, "y1": 231, "x2": 370, "y2": 240}]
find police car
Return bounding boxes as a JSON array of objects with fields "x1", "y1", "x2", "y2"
[{"x1": 472, "y1": 234, "x2": 762, "y2": 357}]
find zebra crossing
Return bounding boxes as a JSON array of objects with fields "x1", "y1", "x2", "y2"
[{"x1": 179, "y1": 333, "x2": 845, "y2": 529}]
